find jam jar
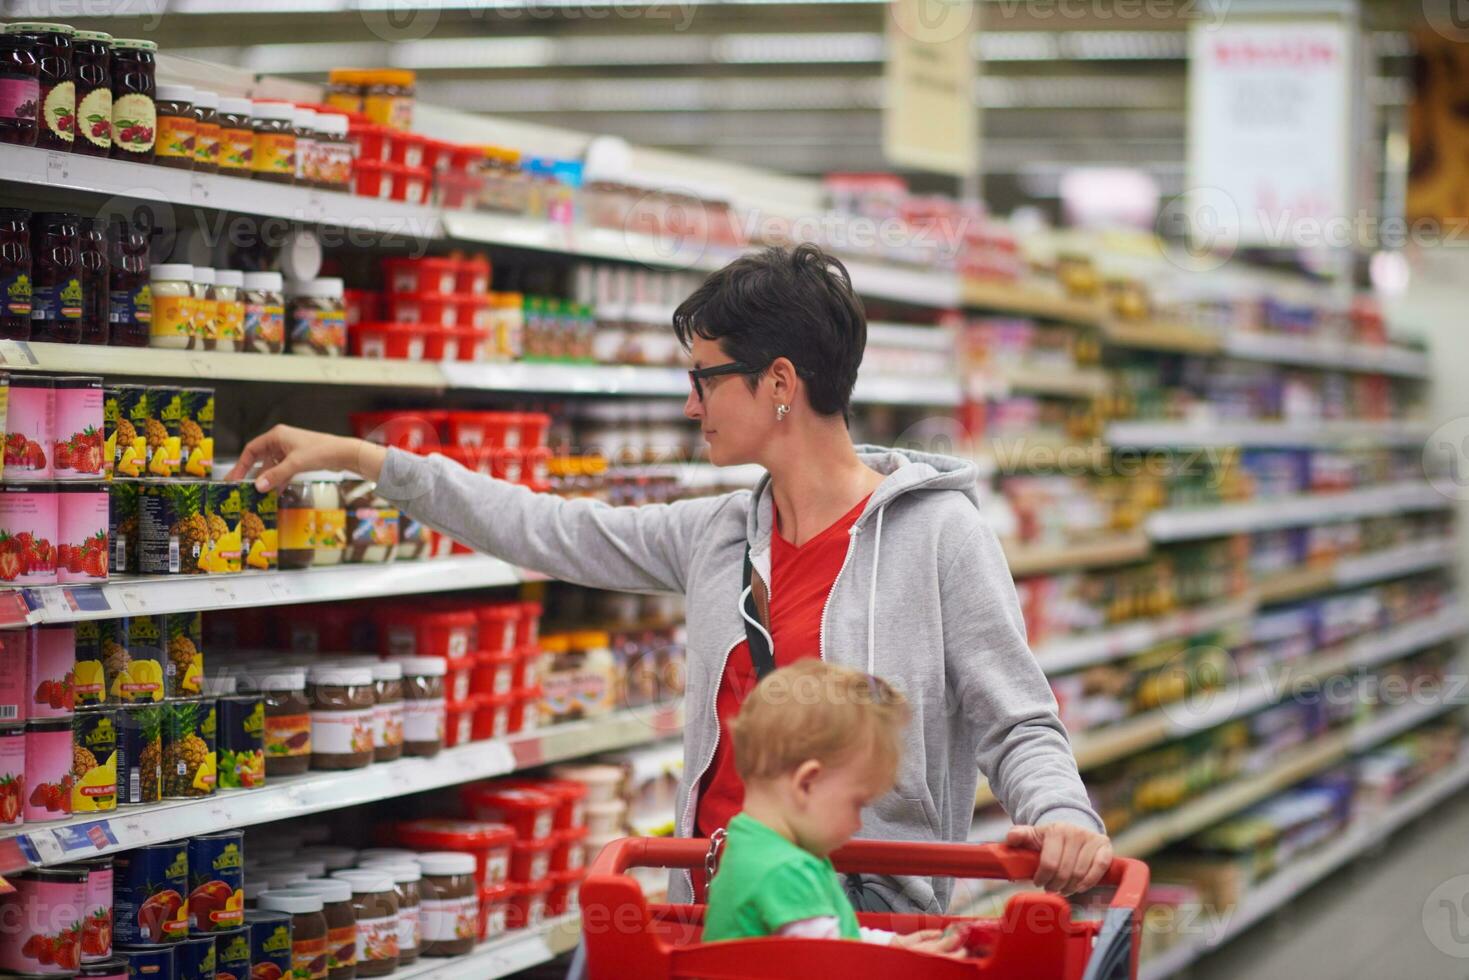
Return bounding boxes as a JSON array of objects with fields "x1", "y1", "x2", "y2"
[
  {"x1": 0, "y1": 32, "x2": 40, "y2": 146},
  {"x1": 250, "y1": 100, "x2": 296, "y2": 184},
  {"x1": 0, "y1": 207, "x2": 31, "y2": 339},
  {"x1": 78, "y1": 217, "x2": 109, "y2": 345},
  {"x1": 153, "y1": 84, "x2": 195, "y2": 170},
  {"x1": 4, "y1": 23, "x2": 74, "y2": 152},
  {"x1": 72, "y1": 30, "x2": 111, "y2": 156},
  {"x1": 328, "y1": 870, "x2": 398, "y2": 977},
  {"x1": 108, "y1": 38, "x2": 155, "y2": 162},
  {"x1": 107, "y1": 217, "x2": 150, "y2": 347},
  {"x1": 417, "y1": 852, "x2": 476, "y2": 957},
  {"x1": 30, "y1": 211, "x2": 82, "y2": 343},
  {"x1": 192, "y1": 89, "x2": 220, "y2": 173},
  {"x1": 256, "y1": 668, "x2": 310, "y2": 777},
  {"x1": 216, "y1": 96, "x2": 252, "y2": 176}
]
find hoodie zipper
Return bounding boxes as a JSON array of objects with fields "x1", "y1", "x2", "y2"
[
  {"x1": 817, "y1": 525, "x2": 861, "y2": 662},
  {"x1": 680, "y1": 633, "x2": 744, "y2": 893}
]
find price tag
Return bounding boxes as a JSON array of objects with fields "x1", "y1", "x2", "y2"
[
  {"x1": 53, "y1": 821, "x2": 118, "y2": 854},
  {"x1": 118, "y1": 588, "x2": 149, "y2": 613},
  {"x1": 190, "y1": 174, "x2": 211, "y2": 206},
  {"x1": 305, "y1": 191, "x2": 325, "y2": 223},
  {"x1": 266, "y1": 577, "x2": 293, "y2": 601},
  {"x1": 0, "y1": 590, "x2": 33, "y2": 628},
  {"x1": 0, "y1": 341, "x2": 35, "y2": 366},
  {"x1": 210, "y1": 582, "x2": 236, "y2": 605},
  {"x1": 188, "y1": 355, "x2": 218, "y2": 378},
  {"x1": 46, "y1": 152, "x2": 70, "y2": 185}
]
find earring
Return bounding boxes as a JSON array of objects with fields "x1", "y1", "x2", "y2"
[{"x1": 776, "y1": 404, "x2": 790, "y2": 422}]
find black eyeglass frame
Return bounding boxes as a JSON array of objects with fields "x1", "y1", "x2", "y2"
[{"x1": 688, "y1": 361, "x2": 762, "y2": 401}]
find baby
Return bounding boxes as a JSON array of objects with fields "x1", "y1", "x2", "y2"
[{"x1": 701, "y1": 660, "x2": 961, "y2": 955}]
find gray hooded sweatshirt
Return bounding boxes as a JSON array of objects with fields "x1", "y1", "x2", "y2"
[{"x1": 376, "y1": 444, "x2": 1103, "y2": 912}]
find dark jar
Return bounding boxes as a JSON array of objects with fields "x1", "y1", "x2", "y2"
[
  {"x1": 72, "y1": 30, "x2": 111, "y2": 156},
  {"x1": 79, "y1": 217, "x2": 109, "y2": 345},
  {"x1": 0, "y1": 207, "x2": 32, "y2": 340},
  {"x1": 108, "y1": 38, "x2": 155, "y2": 163},
  {"x1": 153, "y1": 83, "x2": 195, "y2": 170},
  {"x1": 108, "y1": 217, "x2": 151, "y2": 347},
  {"x1": 30, "y1": 210, "x2": 82, "y2": 343},
  {"x1": 250, "y1": 101, "x2": 296, "y2": 184},
  {"x1": 0, "y1": 33, "x2": 40, "y2": 147},
  {"x1": 3, "y1": 22, "x2": 74, "y2": 152},
  {"x1": 192, "y1": 88, "x2": 219, "y2": 173}
]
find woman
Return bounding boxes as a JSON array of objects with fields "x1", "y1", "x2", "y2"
[{"x1": 227, "y1": 244, "x2": 1110, "y2": 912}]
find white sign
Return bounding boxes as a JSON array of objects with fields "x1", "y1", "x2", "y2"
[
  {"x1": 883, "y1": 0, "x2": 978, "y2": 177},
  {"x1": 1188, "y1": 18, "x2": 1354, "y2": 248}
]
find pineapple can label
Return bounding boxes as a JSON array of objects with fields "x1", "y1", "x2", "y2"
[
  {"x1": 72, "y1": 620, "x2": 106, "y2": 708},
  {"x1": 179, "y1": 388, "x2": 215, "y2": 481},
  {"x1": 107, "y1": 386, "x2": 150, "y2": 479},
  {"x1": 117, "y1": 702, "x2": 163, "y2": 805},
  {"x1": 165, "y1": 612, "x2": 205, "y2": 698},
  {"x1": 203, "y1": 482, "x2": 244, "y2": 575},
  {"x1": 163, "y1": 697, "x2": 216, "y2": 799},
  {"x1": 139, "y1": 481, "x2": 207, "y2": 576},
  {"x1": 113, "y1": 841, "x2": 190, "y2": 944},
  {"x1": 71, "y1": 708, "x2": 118, "y2": 813},
  {"x1": 108, "y1": 480, "x2": 140, "y2": 576},
  {"x1": 118, "y1": 615, "x2": 165, "y2": 704},
  {"x1": 217, "y1": 695, "x2": 265, "y2": 791},
  {"x1": 146, "y1": 386, "x2": 184, "y2": 479},
  {"x1": 241, "y1": 484, "x2": 276, "y2": 572}
]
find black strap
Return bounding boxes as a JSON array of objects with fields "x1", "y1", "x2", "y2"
[{"x1": 741, "y1": 546, "x2": 776, "y2": 679}]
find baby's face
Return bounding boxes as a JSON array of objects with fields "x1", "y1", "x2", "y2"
[{"x1": 792, "y1": 755, "x2": 892, "y2": 858}]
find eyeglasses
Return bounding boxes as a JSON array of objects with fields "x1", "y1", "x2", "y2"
[{"x1": 688, "y1": 361, "x2": 760, "y2": 402}]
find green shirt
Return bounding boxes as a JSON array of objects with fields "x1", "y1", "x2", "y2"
[{"x1": 702, "y1": 812, "x2": 861, "y2": 942}]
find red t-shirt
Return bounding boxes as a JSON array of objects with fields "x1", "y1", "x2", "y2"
[{"x1": 695, "y1": 494, "x2": 871, "y2": 839}]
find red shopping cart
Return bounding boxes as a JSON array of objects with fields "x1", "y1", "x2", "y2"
[{"x1": 574, "y1": 837, "x2": 1149, "y2": 980}]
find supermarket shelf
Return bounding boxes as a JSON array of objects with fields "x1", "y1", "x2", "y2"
[
  {"x1": 440, "y1": 361, "x2": 691, "y2": 397},
  {"x1": 970, "y1": 364, "x2": 1111, "y2": 400},
  {"x1": 0, "y1": 703, "x2": 684, "y2": 874},
  {"x1": 1140, "y1": 752, "x2": 1469, "y2": 980},
  {"x1": 959, "y1": 279, "x2": 1104, "y2": 326},
  {"x1": 14, "y1": 556, "x2": 537, "y2": 626},
  {"x1": 1143, "y1": 482, "x2": 1449, "y2": 542},
  {"x1": 1003, "y1": 533, "x2": 1151, "y2": 577},
  {"x1": 851, "y1": 373, "x2": 963, "y2": 407},
  {"x1": 393, "y1": 915, "x2": 582, "y2": 980},
  {"x1": 1106, "y1": 419, "x2": 1433, "y2": 449},
  {"x1": 866, "y1": 321, "x2": 956, "y2": 351},
  {"x1": 1255, "y1": 564, "x2": 1337, "y2": 605},
  {"x1": 972, "y1": 435, "x2": 1110, "y2": 474},
  {"x1": 1257, "y1": 540, "x2": 1457, "y2": 605},
  {"x1": 1101, "y1": 320, "x2": 1222, "y2": 356},
  {"x1": 1033, "y1": 595, "x2": 1257, "y2": 675},
  {"x1": 1221, "y1": 332, "x2": 1431, "y2": 379},
  {"x1": 1, "y1": 145, "x2": 440, "y2": 237}
]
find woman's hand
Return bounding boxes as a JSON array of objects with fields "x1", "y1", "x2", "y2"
[
  {"x1": 1006, "y1": 823, "x2": 1113, "y2": 896},
  {"x1": 890, "y1": 928, "x2": 964, "y2": 958},
  {"x1": 224, "y1": 425, "x2": 387, "y2": 491}
]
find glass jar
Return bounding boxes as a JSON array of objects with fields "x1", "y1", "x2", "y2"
[
  {"x1": 190, "y1": 266, "x2": 216, "y2": 349},
  {"x1": 4, "y1": 23, "x2": 74, "y2": 152},
  {"x1": 281, "y1": 879, "x2": 357, "y2": 980},
  {"x1": 72, "y1": 30, "x2": 111, "y2": 156},
  {"x1": 308, "y1": 665, "x2": 375, "y2": 771},
  {"x1": 30, "y1": 210, "x2": 82, "y2": 343},
  {"x1": 217, "y1": 96, "x2": 252, "y2": 176},
  {"x1": 417, "y1": 852, "x2": 476, "y2": 957},
  {"x1": 153, "y1": 83, "x2": 195, "y2": 170},
  {"x1": 315, "y1": 112, "x2": 352, "y2": 191},
  {"x1": 371, "y1": 659, "x2": 404, "y2": 763},
  {"x1": 78, "y1": 217, "x2": 109, "y2": 345},
  {"x1": 277, "y1": 477, "x2": 314, "y2": 570},
  {"x1": 256, "y1": 668, "x2": 310, "y2": 777},
  {"x1": 192, "y1": 89, "x2": 219, "y2": 173},
  {"x1": 108, "y1": 38, "x2": 155, "y2": 162},
  {"x1": 0, "y1": 34, "x2": 39, "y2": 147},
  {"x1": 359, "y1": 863, "x2": 420, "y2": 965},
  {"x1": 325, "y1": 68, "x2": 365, "y2": 115},
  {"x1": 242, "y1": 270, "x2": 285, "y2": 353},
  {"x1": 361, "y1": 69, "x2": 414, "y2": 131},
  {"x1": 257, "y1": 890, "x2": 329, "y2": 980},
  {"x1": 0, "y1": 207, "x2": 32, "y2": 340},
  {"x1": 148, "y1": 262, "x2": 194, "y2": 349},
  {"x1": 395, "y1": 656, "x2": 446, "y2": 757},
  {"x1": 250, "y1": 100, "x2": 296, "y2": 183},
  {"x1": 286, "y1": 278, "x2": 345, "y2": 356},
  {"x1": 108, "y1": 217, "x2": 150, "y2": 347},
  {"x1": 214, "y1": 269, "x2": 245, "y2": 351},
  {"x1": 293, "y1": 106, "x2": 318, "y2": 188},
  {"x1": 329, "y1": 871, "x2": 399, "y2": 978}
]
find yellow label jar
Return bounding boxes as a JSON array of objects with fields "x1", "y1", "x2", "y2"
[
  {"x1": 149, "y1": 263, "x2": 195, "y2": 348},
  {"x1": 250, "y1": 100, "x2": 297, "y2": 183}
]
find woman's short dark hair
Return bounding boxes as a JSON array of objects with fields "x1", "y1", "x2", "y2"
[{"x1": 672, "y1": 243, "x2": 867, "y2": 418}]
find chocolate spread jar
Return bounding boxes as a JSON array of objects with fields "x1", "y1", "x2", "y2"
[
  {"x1": 417, "y1": 851, "x2": 477, "y2": 957},
  {"x1": 394, "y1": 656, "x2": 445, "y2": 758},
  {"x1": 353, "y1": 861, "x2": 420, "y2": 965},
  {"x1": 285, "y1": 878, "x2": 357, "y2": 980},
  {"x1": 258, "y1": 889, "x2": 328, "y2": 980},
  {"x1": 329, "y1": 871, "x2": 398, "y2": 977},
  {"x1": 307, "y1": 665, "x2": 375, "y2": 770},
  {"x1": 370, "y1": 660, "x2": 403, "y2": 764}
]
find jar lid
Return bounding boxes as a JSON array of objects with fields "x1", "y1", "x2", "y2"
[
  {"x1": 298, "y1": 846, "x2": 359, "y2": 871},
  {"x1": 308, "y1": 665, "x2": 374, "y2": 687},
  {"x1": 293, "y1": 107, "x2": 318, "y2": 128},
  {"x1": 258, "y1": 868, "x2": 308, "y2": 889},
  {"x1": 251, "y1": 101, "x2": 298, "y2": 122},
  {"x1": 112, "y1": 38, "x2": 158, "y2": 51},
  {"x1": 280, "y1": 229, "x2": 324, "y2": 282},
  {"x1": 371, "y1": 660, "x2": 403, "y2": 682},
  {"x1": 330, "y1": 870, "x2": 393, "y2": 893},
  {"x1": 356, "y1": 848, "x2": 416, "y2": 863},
  {"x1": 75, "y1": 30, "x2": 113, "y2": 43},
  {"x1": 242, "y1": 271, "x2": 284, "y2": 291},
  {"x1": 151, "y1": 263, "x2": 194, "y2": 281},
  {"x1": 393, "y1": 656, "x2": 447, "y2": 677},
  {"x1": 215, "y1": 269, "x2": 244, "y2": 289},
  {"x1": 156, "y1": 84, "x2": 196, "y2": 104},
  {"x1": 284, "y1": 878, "x2": 353, "y2": 902},
  {"x1": 219, "y1": 96, "x2": 254, "y2": 116},
  {"x1": 286, "y1": 277, "x2": 344, "y2": 300},
  {"x1": 193, "y1": 267, "x2": 215, "y2": 285},
  {"x1": 356, "y1": 860, "x2": 422, "y2": 883},
  {"x1": 415, "y1": 851, "x2": 476, "y2": 876},
  {"x1": 255, "y1": 668, "x2": 306, "y2": 691},
  {"x1": 193, "y1": 89, "x2": 220, "y2": 110},
  {"x1": 243, "y1": 879, "x2": 269, "y2": 901},
  {"x1": 316, "y1": 113, "x2": 349, "y2": 138},
  {"x1": 362, "y1": 68, "x2": 415, "y2": 87},
  {"x1": 328, "y1": 68, "x2": 369, "y2": 84},
  {"x1": 4, "y1": 22, "x2": 77, "y2": 35},
  {"x1": 258, "y1": 890, "x2": 324, "y2": 915}
]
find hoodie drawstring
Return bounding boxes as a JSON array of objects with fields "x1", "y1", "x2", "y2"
[{"x1": 866, "y1": 504, "x2": 886, "y2": 675}]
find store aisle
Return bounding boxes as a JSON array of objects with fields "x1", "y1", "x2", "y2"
[{"x1": 1189, "y1": 788, "x2": 1469, "y2": 980}]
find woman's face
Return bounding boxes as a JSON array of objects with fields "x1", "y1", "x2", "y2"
[{"x1": 684, "y1": 336, "x2": 772, "y2": 466}]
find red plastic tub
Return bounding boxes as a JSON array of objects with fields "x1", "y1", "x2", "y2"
[
  {"x1": 520, "y1": 412, "x2": 552, "y2": 450},
  {"x1": 443, "y1": 694, "x2": 479, "y2": 748},
  {"x1": 457, "y1": 255, "x2": 492, "y2": 295},
  {"x1": 471, "y1": 690, "x2": 514, "y2": 741},
  {"x1": 505, "y1": 879, "x2": 551, "y2": 931},
  {"x1": 350, "y1": 322, "x2": 429, "y2": 360},
  {"x1": 551, "y1": 826, "x2": 589, "y2": 873},
  {"x1": 478, "y1": 604, "x2": 520, "y2": 653},
  {"x1": 473, "y1": 648, "x2": 517, "y2": 698},
  {"x1": 455, "y1": 294, "x2": 494, "y2": 330},
  {"x1": 509, "y1": 837, "x2": 555, "y2": 884},
  {"x1": 389, "y1": 131, "x2": 430, "y2": 168},
  {"x1": 492, "y1": 447, "x2": 527, "y2": 483},
  {"x1": 545, "y1": 868, "x2": 585, "y2": 917},
  {"x1": 478, "y1": 882, "x2": 514, "y2": 941},
  {"x1": 378, "y1": 608, "x2": 478, "y2": 659},
  {"x1": 343, "y1": 288, "x2": 382, "y2": 328},
  {"x1": 389, "y1": 163, "x2": 432, "y2": 205},
  {"x1": 387, "y1": 292, "x2": 457, "y2": 328},
  {"x1": 524, "y1": 446, "x2": 552, "y2": 485},
  {"x1": 451, "y1": 326, "x2": 489, "y2": 362},
  {"x1": 444, "y1": 653, "x2": 476, "y2": 703},
  {"x1": 514, "y1": 645, "x2": 539, "y2": 690},
  {"x1": 516, "y1": 602, "x2": 542, "y2": 648},
  {"x1": 352, "y1": 159, "x2": 390, "y2": 198},
  {"x1": 393, "y1": 818, "x2": 516, "y2": 888},
  {"x1": 463, "y1": 785, "x2": 558, "y2": 841},
  {"x1": 421, "y1": 326, "x2": 457, "y2": 361},
  {"x1": 497, "y1": 779, "x2": 587, "y2": 832},
  {"x1": 436, "y1": 169, "x2": 483, "y2": 211},
  {"x1": 348, "y1": 121, "x2": 390, "y2": 163},
  {"x1": 384, "y1": 257, "x2": 459, "y2": 296},
  {"x1": 511, "y1": 684, "x2": 541, "y2": 734},
  {"x1": 351, "y1": 410, "x2": 446, "y2": 451}
]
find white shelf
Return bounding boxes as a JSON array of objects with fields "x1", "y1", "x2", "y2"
[
  {"x1": 440, "y1": 361, "x2": 691, "y2": 397},
  {"x1": 866, "y1": 321, "x2": 957, "y2": 351},
  {"x1": 1332, "y1": 539, "x2": 1457, "y2": 587},
  {"x1": 17, "y1": 556, "x2": 535, "y2": 626},
  {"x1": 851, "y1": 373, "x2": 962, "y2": 407},
  {"x1": 1143, "y1": 482, "x2": 1450, "y2": 541},
  {"x1": 1, "y1": 704, "x2": 683, "y2": 874},
  {"x1": 1033, "y1": 595, "x2": 1257, "y2": 674},
  {"x1": 1346, "y1": 606, "x2": 1469, "y2": 670},
  {"x1": 1140, "y1": 753, "x2": 1469, "y2": 980},
  {"x1": 1106, "y1": 419, "x2": 1433, "y2": 449},
  {"x1": 392, "y1": 915, "x2": 582, "y2": 980},
  {"x1": 1221, "y1": 332, "x2": 1431, "y2": 379},
  {"x1": 969, "y1": 364, "x2": 1111, "y2": 400}
]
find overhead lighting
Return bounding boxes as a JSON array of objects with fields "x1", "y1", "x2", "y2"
[{"x1": 714, "y1": 32, "x2": 883, "y2": 64}]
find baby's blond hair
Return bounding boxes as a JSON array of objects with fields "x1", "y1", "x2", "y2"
[{"x1": 731, "y1": 660, "x2": 910, "y2": 785}]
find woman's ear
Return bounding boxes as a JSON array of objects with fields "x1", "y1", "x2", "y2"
[{"x1": 767, "y1": 356, "x2": 799, "y2": 409}]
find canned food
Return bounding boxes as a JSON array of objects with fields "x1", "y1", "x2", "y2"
[
  {"x1": 73, "y1": 620, "x2": 108, "y2": 708},
  {"x1": 108, "y1": 386, "x2": 151, "y2": 479},
  {"x1": 165, "y1": 612, "x2": 204, "y2": 698},
  {"x1": 114, "y1": 841, "x2": 189, "y2": 945},
  {"x1": 118, "y1": 944, "x2": 176, "y2": 978},
  {"x1": 163, "y1": 697, "x2": 216, "y2": 798},
  {"x1": 0, "y1": 866, "x2": 88, "y2": 974},
  {"x1": 179, "y1": 388, "x2": 214, "y2": 481},
  {"x1": 176, "y1": 935, "x2": 216, "y2": 980},
  {"x1": 116, "y1": 702, "x2": 164, "y2": 805},
  {"x1": 0, "y1": 628, "x2": 29, "y2": 726},
  {"x1": 71, "y1": 707, "x2": 118, "y2": 813},
  {"x1": 79, "y1": 856, "x2": 115, "y2": 962},
  {"x1": 201, "y1": 483, "x2": 243, "y2": 575},
  {"x1": 29, "y1": 624, "x2": 75, "y2": 718},
  {"x1": 58, "y1": 483, "x2": 110, "y2": 583},
  {"x1": 244, "y1": 910, "x2": 291, "y2": 980},
  {"x1": 0, "y1": 726, "x2": 23, "y2": 826},
  {"x1": 216, "y1": 695, "x2": 265, "y2": 791},
  {"x1": 81, "y1": 955, "x2": 130, "y2": 979},
  {"x1": 240, "y1": 484, "x2": 277, "y2": 572},
  {"x1": 24, "y1": 717, "x2": 73, "y2": 821},
  {"x1": 140, "y1": 481, "x2": 209, "y2": 575},
  {"x1": 213, "y1": 928, "x2": 249, "y2": 980},
  {"x1": 146, "y1": 386, "x2": 184, "y2": 479},
  {"x1": 110, "y1": 479, "x2": 141, "y2": 575},
  {"x1": 117, "y1": 615, "x2": 166, "y2": 704},
  {"x1": 5, "y1": 375, "x2": 55, "y2": 481},
  {"x1": 187, "y1": 831, "x2": 245, "y2": 934},
  {"x1": 55, "y1": 376, "x2": 107, "y2": 480},
  {"x1": 0, "y1": 483, "x2": 60, "y2": 585}
]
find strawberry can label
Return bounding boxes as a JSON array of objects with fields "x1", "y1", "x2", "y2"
[
  {"x1": 5, "y1": 376, "x2": 55, "y2": 481},
  {"x1": 0, "y1": 868, "x2": 88, "y2": 974},
  {"x1": 187, "y1": 831, "x2": 245, "y2": 934},
  {"x1": 23, "y1": 719, "x2": 73, "y2": 822},
  {"x1": 79, "y1": 858, "x2": 114, "y2": 962},
  {"x1": 58, "y1": 485, "x2": 110, "y2": 585},
  {"x1": 29, "y1": 625, "x2": 75, "y2": 719},
  {"x1": 114, "y1": 841, "x2": 189, "y2": 945},
  {"x1": 53, "y1": 376, "x2": 106, "y2": 480},
  {"x1": 0, "y1": 628, "x2": 29, "y2": 725},
  {"x1": 0, "y1": 726, "x2": 23, "y2": 826},
  {"x1": 0, "y1": 484, "x2": 59, "y2": 585}
]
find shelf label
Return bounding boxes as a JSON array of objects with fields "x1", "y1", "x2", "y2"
[
  {"x1": 0, "y1": 590, "x2": 33, "y2": 628},
  {"x1": 0, "y1": 341, "x2": 36, "y2": 367},
  {"x1": 0, "y1": 835, "x2": 40, "y2": 876},
  {"x1": 188, "y1": 355, "x2": 218, "y2": 378},
  {"x1": 190, "y1": 174, "x2": 211, "y2": 206},
  {"x1": 53, "y1": 821, "x2": 119, "y2": 854},
  {"x1": 46, "y1": 152, "x2": 71, "y2": 185},
  {"x1": 210, "y1": 582, "x2": 237, "y2": 605},
  {"x1": 511, "y1": 736, "x2": 545, "y2": 770}
]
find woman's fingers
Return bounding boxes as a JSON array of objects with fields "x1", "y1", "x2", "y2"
[
  {"x1": 1073, "y1": 837, "x2": 1113, "y2": 895},
  {"x1": 1051, "y1": 831, "x2": 1083, "y2": 894},
  {"x1": 224, "y1": 431, "x2": 276, "y2": 482}
]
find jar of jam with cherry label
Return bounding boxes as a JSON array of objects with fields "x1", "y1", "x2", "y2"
[
  {"x1": 72, "y1": 30, "x2": 111, "y2": 156},
  {"x1": 30, "y1": 211, "x2": 82, "y2": 344},
  {"x1": 0, "y1": 32, "x2": 39, "y2": 147},
  {"x1": 0, "y1": 207, "x2": 32, "y2": 340},
  {"x1": 108, "y1": 38, "x2": 155, "y2": 162},
  {"x1": 3, "y1": 23, "x2": 74, "y2": 152}
]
